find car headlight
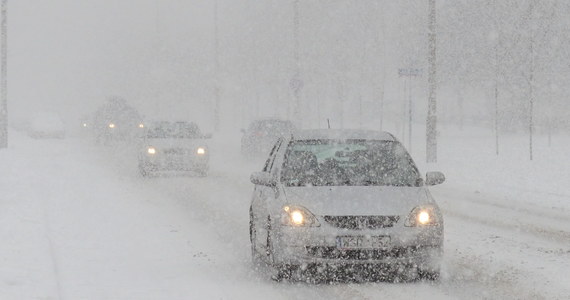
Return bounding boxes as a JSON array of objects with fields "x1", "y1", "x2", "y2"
[
  {"x1": 108, "y1": 123, "x2": 115, "y2": 129},
  {"x1": 138, "y1": 123, "x2": 144, "y2": 128},
  {"x1": 405, "y1": 206, "x2": 440, "y2": 227},
  {"x1": 281, "y1": 205, "x2": 320, "y2": 227},
  {"x1": 147, "y1": 147, "x2": 156, "y2": 155},
  {"x1": 196, "y1": 147, "x2": 206, "y2": 155}
]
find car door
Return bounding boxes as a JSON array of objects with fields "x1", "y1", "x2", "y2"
[{"x1": 251, "y1": 138, "x2": 283, "y2": 251}]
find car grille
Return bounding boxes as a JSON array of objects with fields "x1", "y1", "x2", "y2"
[
  {"x1": 305, "y1": 246, "x2": 422, "y2": 260},
  {"x1": 305, "y1": 246, "x2": 431, "y2": 260},
  {"x1": 163, "y1": 148, "x2": 190, "y2": 155},
  {"x1": 324, "y1": 216, "x2": 400, "y2": 230}
]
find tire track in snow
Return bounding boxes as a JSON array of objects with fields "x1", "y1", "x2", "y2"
[
  {"x1": 435, "y1": 187, "x2": 570, "y2": 244},
  {"x1": 426, "y1": 188, "x2": 570, "y2": 298},
  {"x1": 444, "y1": 209, "x2": 570, "y2": 243},
  {"x1": 40, "y1": 201, "x2": 65, "y2": 300},
  {"x1": 437, "y1": 187, "x2": 569, "y2": 223}
]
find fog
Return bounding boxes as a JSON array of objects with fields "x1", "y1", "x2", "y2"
[
  {"x1": 2, "y1": 1, "x2": 570, "y2": 299},
  {"x1": 11, "y1": 1, "x2": 570, "y2": 134}
]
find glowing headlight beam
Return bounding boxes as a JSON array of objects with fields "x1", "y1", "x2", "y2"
[
  {"x1": 418, "y1": 211, "x2": 430, "y2": 224},
  {"x1": 196, "y1": 147, "x2": 206, "y2": 155},
  {"x1": 139, "y1": 123, "x2": 144, "y2": 128},
  {"x1": 108, "y1": 123, "x2": 115, "y2": 129},
  {"x1": 147, "y1": 147, "x2": 156, "y2": 155},
  {"x1": 291, "y1": 211, "x2": 304, "y2": 225}
]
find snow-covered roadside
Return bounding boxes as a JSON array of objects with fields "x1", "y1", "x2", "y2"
[
  {"x1": 419, "y1": 126, "x2": 570, "y2": 299},
  {"x1": 2, "y1": 128, "x2": 569, "y2": 299}
]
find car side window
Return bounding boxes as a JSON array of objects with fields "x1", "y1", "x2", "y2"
[{"x1": 262, "y1": 139, "x2": 283, "y2": 172}]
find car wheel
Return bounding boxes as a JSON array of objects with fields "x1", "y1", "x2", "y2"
[
  {"x1": 418, "y1": 268, "x2": 440, "y2": 281},
  {"x1": 264, "y1": 216, "x2": 295, "y2": 281},
  {"x1": 250, "y1": 209, "x2": 262, "y2": 268},
  {"x1": 196, "y1": 168, "x2": 209, "y2": 177},
  {"x1": 392, "y1": 264, "x2": 419, "y2": 283},
  {"x1": 139, "y1": 162, "x2": 152, "y2": 177}
]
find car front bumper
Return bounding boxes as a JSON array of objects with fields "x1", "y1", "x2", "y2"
[
  {"x1": 139, "y1": 154, "x2": 209, "y2": 171},
  {"x1": 271, "y1": 223, "x2": 443, "y2": 270}
]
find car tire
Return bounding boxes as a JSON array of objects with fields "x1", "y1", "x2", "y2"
[
  {"x1": 138, "y1": 162, "x2": 152, "y2": 177},
  {"x1": 392, "y1": 264, "x2": 419, "y2": 283},
  {"x1": 418, "y1": 268, "x2": 440, "y2": 281},
  {"x1": 250, "y1": 209, "x2": 263, "y2": 268},
  {"x1": 264, "y1": 216, "x2": 297, "y2": 282},
  {"x1": 196, "y1": 167, "x2": 209, "y2": 177}
]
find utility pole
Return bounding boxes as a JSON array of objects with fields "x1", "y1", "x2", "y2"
[
  {"x1": 528, "y1": 0, "x2": 534, "y2": 161},
  {"x1": 213, "y1": 0, "x2": 221, "y2": 132},
  {"x1": 0, "y1": 0, "x2": 7, "y2": 149},
  {"x1": 379, "y1": 4, "x2": 386, "y2": 132},
  {"x1": 426, "y1": 0, "x2": 437, "y2": 163},
  {"x1": 494, "y1": 44, "x2": 500, "y2": 156},
  {"x1": 154, "y1": 0, "x2": 161, "y2": 116},
  {"x1": 408, "y1": 74, "x2": 413, "y2": 153},
  {"x1": 291, "y1": 0, "x2": 302, "y2": 127}
]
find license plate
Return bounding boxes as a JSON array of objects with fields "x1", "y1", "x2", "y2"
[{"x1": 336, "y1": 236, "x2": 390, "y2": 250}]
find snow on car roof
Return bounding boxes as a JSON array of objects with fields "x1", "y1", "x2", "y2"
[{"x1": 292, "y1": 129, "x2": 396, "y2": 141}]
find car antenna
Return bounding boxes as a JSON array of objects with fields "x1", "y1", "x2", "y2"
[{"x1": 327, "y1": 119, "x2": 331, "y2": 129}]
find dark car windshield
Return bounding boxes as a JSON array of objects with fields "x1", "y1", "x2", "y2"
[
  {"x1": 146, "y1": 122, "x2": 202, "y2": 139},
  {"x1": 281, "y1": 139, "x2": 421, "y2": 187},
  {"x1": 248, "y1": 120, "x2": 294, "y2": 135}
]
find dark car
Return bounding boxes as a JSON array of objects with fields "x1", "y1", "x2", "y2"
[
  {"x1": 138, "y1": 121, "x2": 211, "y2": 177},
  {"x1": 93, "y1": 97, "x2": 144, "y2": 145},
  {"x1": 241, "y1": 119, "x2": 296, "y2": 158}
]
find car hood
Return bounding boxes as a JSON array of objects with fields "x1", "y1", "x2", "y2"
[
  {"x1": 144, "y1": 138, "x2": 207, "y2": 149},
  {"x1": 282, "y1": 186, "x2": 432, "y2": 216}
]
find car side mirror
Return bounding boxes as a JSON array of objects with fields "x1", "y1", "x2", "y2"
[
  {"x1": 250, "y1": 171, "x2": 276, "y2": 187},
  {"x1": 425, "y1": 171, "x2": 445, "y2": 186}
]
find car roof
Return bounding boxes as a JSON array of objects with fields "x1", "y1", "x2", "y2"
[
  {"x1": 291, "y1": 129, "x2": 396, "y2": 141},
  {"x1": 149, "y1": 120, "x2": 198, "y2": 126},
  {"x1": 252, "y1": 118, "x2": 293, "y2": 124}
]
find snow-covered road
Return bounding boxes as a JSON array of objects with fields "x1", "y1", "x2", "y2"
[{"x1": 1, "y1": 131, "x2": 569, "y2": 299}]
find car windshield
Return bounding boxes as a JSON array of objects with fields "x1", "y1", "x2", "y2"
[
  {"x1": 146, "y1": 122, "x2": 201, "y2": 139},
  {"x1": 249, "y1": 120, "x2": 293, "y2": 135},
  {"x1": 281, "y1": 139, "x2": 421, "y2": 187}
]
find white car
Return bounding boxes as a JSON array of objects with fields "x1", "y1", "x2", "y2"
[
  {"x1": 28, "y1": 112, "x2": 66, "y2": 139},
  {"x1": 138, "y1": 121, "x2": 211, "y2": 176},
  {"x1": 249, "y1": 129, "x2": 445, "y2": 281}
]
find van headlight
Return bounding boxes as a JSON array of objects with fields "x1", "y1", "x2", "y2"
[
  {"x1": 405, "y1": 206, "x2": 440, "y2": 227},
  {"x1": 281, "y1": 205, "x2": 320, "y2": 227}
]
